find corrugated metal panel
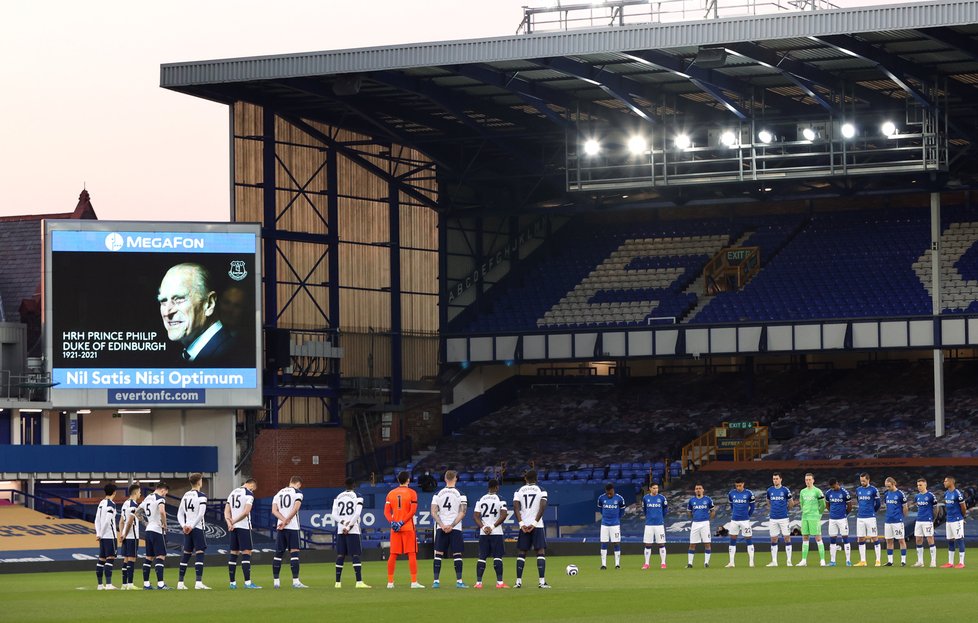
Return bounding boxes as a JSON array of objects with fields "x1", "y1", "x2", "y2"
[{"x1": 161, "y1": 1, "x2": 978, "y2": 88}]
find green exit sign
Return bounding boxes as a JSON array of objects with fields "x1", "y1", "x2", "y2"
[{"x1": 726, "y1": 421, "x2": 756, "y2": 429}]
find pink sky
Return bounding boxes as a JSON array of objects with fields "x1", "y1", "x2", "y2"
[{"x1": 0, "y1": 0, "x2": 904, "y2": 222}]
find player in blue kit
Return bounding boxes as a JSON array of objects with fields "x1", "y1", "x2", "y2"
[
  {"x1": 913, "y1": 478, "x2": 937, "y2": 568},
  {"x1": 854, "y1": 473, "x2": 882, "y2": 567},
  {"x1": 597, "y1": 483, "x2": 626, "y2": 570},
  {"x1": 882, "y1": 477, "x2": 908, "y2": 566},
  {"x1": 766, "y1": 473, "x2": 794, "y2": 567},
  {"x1": 942, "y1": 476, "x2": 967, "y2": 568},
  {"x1": 642, "y1": 483, "x2": 668, "y2": 570},
  {"x1": 726, "y1": 478, "x2": 756, "y2": 568},
  {"x1": 825, "y1": 479, "x2": 853, "y2": 566},
  {"x1": 686, "y1": 484, "x2": 716, "y2": 568}
]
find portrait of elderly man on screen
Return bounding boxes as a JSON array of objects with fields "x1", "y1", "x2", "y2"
[{"x1": 157, "y1": 263, "x2": 243, "y2": 367}]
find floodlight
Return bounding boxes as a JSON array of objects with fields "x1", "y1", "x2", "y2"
[
  {"x1": 674, "y1": 134, "x2": 691, "y2": 150},
  {"x1": 583, "y1": 138, "x2": 601, "y2": 156},
  {"x1": 802, "y1": 127, "x2": 816, "y2": 141},
  {"x1": 627, "y1": 135, "x2": 647, "y2": 155},
  {"x1": 758, "y1": 130, "x2": 773, "y2": 144},
  {"x1": 841, "y1": 123, "x2": 856, "y2": 139},
  {"x1": 720, "y1": 130, "x2": 738, "y2": 147},
  {"x1": 881, "y1": 121, "x2": 897, "y2": 137}
]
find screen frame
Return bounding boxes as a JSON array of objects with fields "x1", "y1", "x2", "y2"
[{"x1": 43, "y1": 220, "x2": 263, "y2": 409}]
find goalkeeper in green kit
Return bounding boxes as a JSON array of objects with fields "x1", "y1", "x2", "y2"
[{"x1": 797, "y1": 472, "x2": 827, "y2": 567}]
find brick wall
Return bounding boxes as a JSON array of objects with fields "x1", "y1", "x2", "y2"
[{"x1": 250, "y1": 427, "x2": 346, "y2": 489}]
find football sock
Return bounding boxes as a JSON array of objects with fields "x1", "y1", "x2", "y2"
[
  {"x1": 844, "y1": 541, "x2": 851, "y2": 562},
  {"x1": 516, "y1": 556, "x2": 526, "y2": 579},
  {"x1": 687, "y1": 549, "x2": 694, "y2": 565},
  {"x1": 476, "y1": 559, "x2": 486, "y2": 583},
  {"x1": 96, "y1": 561, "x2": 104, "y2": 585},
  {"x1": 887, "y1": 548, "x2": 894, "y2": 563},
  {"x1": 859, "y1": 542, "x2": 867, "y2": 562},
  {"x1": 746, "y1": 539, "x2": 754, "y2": 565},
  {"x1": 537, "y1": 556, "x2": 546, "y2": 581},
  {"x1": 143, "y1": 560, "x2": 151, "y2": 583},
  {"x1": 704, "y1": 551, "x2": 711, "y2": 565},
  {"x1": 900, "y1": 549, "x2": 907, "y2": 564},
  {"x1": 433, "y1": 555, "x2": 442, "y2": 581},
  {"x1": 454, "y1": 554, "x2": 463, "y2": 581},
  {"x1": 874, "y1": 542, "x2": 881, "y2": 563},
  {"x1": 643, "y1": 547, "x2": 651, "y2": 565},
  {"x1": 613, "y1": 545, "x2": 620, "y2": 567},
  {"x1": 155, "y1": 560, "x2": 165, "y2": 585},
  {"x1": 228, "y1": 554, "x2": 238, "y2": 582},
  {"x1": 336, "y1": 555, "x2": 345, "y2": 582},
  {"x1": 178, "y1": 552, "x2": 190, "y2": 582},
  {"x1": 386, "y1": 555, "x2": 396, "y2": 583},
  {"x1": 493, "y1": 558, "x2": 503, "y2": 582},
  {"x1": 241, "y1": 554, "x2": 251, "y2": 582},
  {"x1": 408, "y1": 552, "x2": 418, "y2": 582},
  {"x1": 290, "y1": 555, "x2": 300, "y2": 580},
  {"x1": 195, "y1": 552, "x2": 204, "y2": 582},
  {"x1": 600, "y1": 545, "x2": 607, "y2": 567},
  {"x1": 272, "y1": 555, "x2": 282, "y2": 580},
  {"x1": 353, "y1": 556, "x2": 362, "y2": 582},
  {"x1": 104, "y1": 559, "x2": 113, "y2": 584},
  {"x1": 659, "y1": 546, "x2": 667, "y2": 565},
  {"x1": 771, "y1": 543, "x2": 779, "y2": 562}
]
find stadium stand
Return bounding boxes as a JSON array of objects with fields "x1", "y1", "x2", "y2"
[{"x1": 694, "y1": 206, "x2": 978, "y2": 323}]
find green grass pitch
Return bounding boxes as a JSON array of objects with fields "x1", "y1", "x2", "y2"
[{"x1": 2, "y1": 554, "x2": 976, "y2": 622}]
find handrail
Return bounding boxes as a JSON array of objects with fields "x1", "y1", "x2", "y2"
[
  {"x1": 733, "y1": 426, "x2": 770, "y2": 461},
  {"x1": 681, "y1": 428, "x2": 718, "y2": 474},
  {"x1": 0, "y1": 488, "x2": 94, "y2": 521}
]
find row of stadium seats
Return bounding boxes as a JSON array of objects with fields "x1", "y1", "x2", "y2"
[{"x1": 456, "y1": 206, "x2": 978, "y2": 332}]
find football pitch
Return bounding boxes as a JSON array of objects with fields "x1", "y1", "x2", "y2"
[{"x1": 2, "y1": 554, "x2": 976, "y2": 623}]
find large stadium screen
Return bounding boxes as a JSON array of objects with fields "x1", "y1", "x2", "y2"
[{"x1": 44, "y1": 221, "x2": 262, "y2": 408}]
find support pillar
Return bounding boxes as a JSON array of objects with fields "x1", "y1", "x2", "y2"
[
  {"x1": 389, "y1": 180, "x2": 403, "y2": 406},
  {"x1": 931, "y1": 191, "x2": 945, "y2": 438}
]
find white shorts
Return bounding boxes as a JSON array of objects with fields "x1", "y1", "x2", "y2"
[
  {"x1": 946, "y1": 520, "x2": 965, "y2": 540},
  {"x1": 643, "y1": 525, "x2": 666, "y2": 544},
  {"x1": 729, "y1": 520, "x2": 752, "y2": 538},
  {"x1": 856, "y1": 517, "x2": 878, "y2": 538},
  {"x1": 689, "y1": 521, "x2": 712, "y2": 544},
  {"x1": 914, "y1": 521, "x2": 934, "y2": 538},
  {"x1": 769, "y1": 518, "x2": 791, "y2": 538},
  {"x1": 828, "y1": 518, "x2": 849, "y2": 538},
  {"x1": 600, "y1": 525, "x2": 621, "y2": 543},
  {"x1": 884, "y1": 522, "x2": 905, "y2": 540}
]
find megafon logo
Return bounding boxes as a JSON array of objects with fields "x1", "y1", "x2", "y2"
[{"x1": 104, "y1": 233, "x2": 124, "y2": 251}]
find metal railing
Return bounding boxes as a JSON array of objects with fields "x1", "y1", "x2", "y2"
[
  {"x1": 518, "y1": 0, "x2": 838, "y2": 34},
  {"x1": 0, "y1": 489, "x2": 95, "y2": 521}
]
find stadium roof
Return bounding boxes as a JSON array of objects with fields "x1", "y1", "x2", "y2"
[{"x1": 161, "y1": 0, "x2": 978, "y2": 210}]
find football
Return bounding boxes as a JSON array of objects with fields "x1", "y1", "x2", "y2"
[{"x1": 566, "y1": 564, "x2": 579, "y2": 576}]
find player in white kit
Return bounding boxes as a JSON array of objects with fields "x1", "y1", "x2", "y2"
[{"x1": 473, "y1": 479, "x2": 509, "y2": 589}]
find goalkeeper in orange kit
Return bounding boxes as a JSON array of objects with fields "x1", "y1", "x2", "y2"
[{"x1": 384, "y1": 471, "x2": 425, "y2": 588}]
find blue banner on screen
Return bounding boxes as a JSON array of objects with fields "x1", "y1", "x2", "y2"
[
  {"x1": 108, "y1": 389, "x2": 206, "y2": 404},
  {"x1": 51, "y1": 230, "x2": 256, "y2": 254},
  {"x1": 53, "y1": 368, "x2": 256, "y2": 389}
]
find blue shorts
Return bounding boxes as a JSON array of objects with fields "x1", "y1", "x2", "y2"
[
  {"x1": 434, "y1": 530, "x2": 464, "y2": 555},
  {"x1": 276, "y1": 529, "x2": 300, "y2": 553},
  {"x1": 516, "y1": 527, "x2": 547, "y2": 552},
  {"x1": 229, "y1": 528, "x2": 253, "y2": 552},
  {"x1": 336, "y1": 533, "x2": 362, "y2": 556},
  {"x1": 478, "y1": 534, "x2": 505, "y2": 560},
  {"x1": 182, "y1": 527, "x2": 207, "y2": 553},
  {"x1": 98, "y1": 538, "x2": 117, "y2": 558},
  {"x1": 121, "y1": 539, "x2": 138, "y2": 558},
  {"x1": 145, "y1": 531, "x2": 167, "y2": 557}
]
